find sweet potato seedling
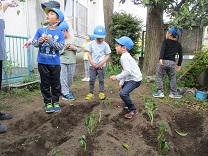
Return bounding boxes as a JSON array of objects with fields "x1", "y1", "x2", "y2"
[
  {"x1": 157, "y1": 122, "x2": 169, "y2": 155},
  {"x1": 85, "y1": 110, "x2": 102, "y2": 136},
  {"x1": 145, "y1": 98, "x2": 158, "y2": 125}
]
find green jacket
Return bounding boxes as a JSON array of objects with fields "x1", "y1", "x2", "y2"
[{"x1": 60, "y1": 37, "x2": 82, "y2": 64}]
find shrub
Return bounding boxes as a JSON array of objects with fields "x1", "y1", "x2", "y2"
[{"x1": 109, "y1": 11, "x2": 143, "y2": 65}]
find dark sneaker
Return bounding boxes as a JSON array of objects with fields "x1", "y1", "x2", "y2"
[
  {"x1": 53, "y1": 103, "x2": 61, "y2": 112},
  {"x1": 116, "y1": 103, "x2": 129, "y2": 110},
  {"x1": 0, "y1": 124, "x2": 7, "y2": 133},
  {"x1": 169, "y1": 93, "x2": 182, "y2": 99},
  {"x1": 62, "y1": 94, "x2": 71, "y2": 101},
  {"x1": 124, "y1": 110, "x2": 138, "y2": 119},
  {"x1": 45, "y1": 103, "x2": 54, "y2": 113},
  {"x1": 0, "y1": 112, "x2": 13, "y2": 120},
  {"x1": 62, "y1": 94, "x2": 76, "y2": 101},
  {"x1": 153, "y1": 90, "x2": 164, "y2": 98}
]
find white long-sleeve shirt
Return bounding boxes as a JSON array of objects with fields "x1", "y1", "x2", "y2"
[{"x1": 116, "y1": 52, "x2": 142, "y2": 86}]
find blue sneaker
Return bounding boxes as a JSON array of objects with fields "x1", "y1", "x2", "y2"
[
  {"x1": 0, "y1": 124, "x2": 7, "y2": 133},
  {"x1": 169, "y1": 93, "x2": 182, "y2": 99},
  {"x1": 62, "y1": 94, "x2": 76, "y2": 101},
  {"x1": 0, "y1": 112, "x2": 13, "y2": 120},
  {"x1": 53, "y1": 103, "x2": 61, "y2": 112},
  {"x1": 45, "y1": 103, "x2": 54, "y2": 113},
  {"x1": 153, "y1": 90, "x2": 164, "y2": 98}
]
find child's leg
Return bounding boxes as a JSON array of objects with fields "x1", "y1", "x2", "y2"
[
  {"x1": 50, "y1": 65, "x2": 61, "y2": 104},
  {"x1": 97, "y1": 67, "x2": 106, "y2": 92},
  {"x1": 68, "y1": 63, "x2": 76, "y2": 87},
  {"x1": 60, "y1": 64, "x2": 69, "y2": 95},
  {"x1": 84, "y1": 60, "x2": 88, "y2": 78},
  {"x1": 156, "y1": 63, "x2": 166, "y2": 92},
  {"x1": 38, "y1": 64, "x2": 52, "y2": 104},
  {"x1": 120, "y1": 80, "x2": 141, "y2": 111},
  {"x1": 89, "y1": 66, "x2": 97, "y2": 93},
  {"x1": 167, "y1": 62, "x2": 177, "y2": 94},
  {"x1": 86, "y1": 61, "x2": 90, "y2": 78}
]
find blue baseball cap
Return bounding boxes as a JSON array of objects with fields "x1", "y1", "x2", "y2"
[
  {"x1": 89, "y1": 35, "x2": 95, "y2": 41},
  {"x1": 45, "y1": 8, "x2": 64, "y2": 23},
  {"x1": 93, "y1": 26, "x2": 106, "y2": 38},
  {"x1": 114, "y1": 36, "x2": 134, "y2": 51},
  {"x1": 57, "y1": 22, "x2": 69, "y2": 31},
  {"x1": 168, "y1": 26, "x2": 180, "y2": 37}
]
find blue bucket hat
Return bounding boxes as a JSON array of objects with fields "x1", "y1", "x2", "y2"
[
  {"x1": 115, "y1": 36, "x2": 134, "y2": 51},
  {"x1": 168, "y1": 26, "x2": 180, "y2": 37},
  {"x1": 45, "y1": 8, "x2": 64, "y2": 23},
  {"x1": 57, "y1": 22, "x2": 69, "y2": 31}
]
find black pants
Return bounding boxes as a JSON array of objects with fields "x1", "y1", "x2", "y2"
[{"x1": 38, "y1": 63, "x2": 61, "y2": 105}]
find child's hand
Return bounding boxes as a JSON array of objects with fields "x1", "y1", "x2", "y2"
[
  {"x1": 69, "y1": 45, "x2": 76, "y2": 51},
  {"x1": 43, "y1": 35, "x2": 49, "y2": 42},
  {"x1": 38, "y1": 37, "x2": 45, "y2": 44},
  {"x1": 97, "y1": 63, "x2": 103, "y2": 69},
  {"x1": 23, "y1": 41, "x2": 31, "y2": 49},
  {"x1": 176, "y1": 65, "x2": 181, "y2": 71},
  {"x1": 159, "y1": 59, "x2": 163, "y2": 66},
  {"x1": 92, "y1": 63, "x2": 97, "y2": 70},
  {"x1": 110, "y1": 75, "x2": 117, "y2": 81},
  {"x1": 118, "y1": 86, "x2": 122, "y2": 92}
]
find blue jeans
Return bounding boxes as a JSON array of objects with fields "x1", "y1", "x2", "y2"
[{"x1": 120, "y1": 80, "x2": 142, "y2": 111}]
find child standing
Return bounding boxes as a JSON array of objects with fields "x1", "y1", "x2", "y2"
[
  {"x1": 82, "y1": 35, "x2": 94, "y2": 82},
  {"x1": 58, "y1": 22, "x2": 82, "y2": 101},
  {"x1": 110, "y1": 36, "x2": 142, "y2": 119},
  {"x1": 153, "y1": 26, "x2": 183, "y2": 98},
  {"x1": 32, "y1": 8, "x2": 65, "y2": 113},
  {"x1": 85, "y1": 26, "x2": 111, "y2": 100}
]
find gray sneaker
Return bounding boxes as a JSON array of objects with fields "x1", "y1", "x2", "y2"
[
  {"x1": 0, "y1": 124, "x2": 7, "y2": 133},
  {"x1": 153, "y1": 90, "x2": 165, "y2": 98},
  {"x1": 0, "y1": 112, "x2": 13, "y2": 120},
  {"x1": 169, "y1": 93, "x2": 182, "y2": 99}
]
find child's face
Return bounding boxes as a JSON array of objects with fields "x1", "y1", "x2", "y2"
[
  {"x1": 95, "y1": 38, "x2": 104, "y2": 44},
  {"x1": 115, "y1": 43, "x2": 123, "y2": 54},
  {"x1": 86, "y1": 35, "x2": 90, "y2": 41},
  {"x1": 166, "y1": 31, "x2": 172, "y2": 39},
  {"x1": 46, "y1": 10, "x2": 60, "y2": 25}
]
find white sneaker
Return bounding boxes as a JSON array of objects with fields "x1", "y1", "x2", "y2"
[
  {"x1": 85, "y1": 77, "x2": 90, "y2": 81},
  {"x1": 82, "y1": 77, "x2": 87, "y2": 81}
]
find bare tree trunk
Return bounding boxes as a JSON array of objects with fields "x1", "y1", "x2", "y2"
[
  {"x1": 143, "y1": 6, "x2": 164, "y2": 75},
  {"x1": 103, "y1": 0, "x2": 114, "y2": 43}
]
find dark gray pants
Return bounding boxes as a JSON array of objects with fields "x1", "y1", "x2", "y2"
[
  {"x1": 156, "y1": 60, "x2": 177, "y2": 94},
  {"x1": 89, "y1": 66, "x2": 106, "y2": 94}
]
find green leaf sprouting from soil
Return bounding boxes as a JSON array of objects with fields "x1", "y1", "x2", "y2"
[{"x1": 175, "y1": 130, "x2": 188, "y2": 136}]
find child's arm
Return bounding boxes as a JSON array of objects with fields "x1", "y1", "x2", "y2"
[
  {"x1": 159, "y1": 39, "x2": 166, "y2": 65},
  {"x1": 43, "y1": 36, "x2": 64, "y2": 51},
  {"x1": 176, "y1": 44, "x2": 183, "y2": 71},
  {"x1": 97, "y1": 54, "x2": 110, "y2": 69},
  {"x1": 88, "y1": 52, "x2": 97, "y2": 69},
  {"x1": 66, "y1": 39, "x2": 82, "y2": 53}
]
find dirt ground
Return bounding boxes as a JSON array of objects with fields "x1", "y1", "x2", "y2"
[{"x1": 0, "y1": 77, "x2": 208, "y2": 156}]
